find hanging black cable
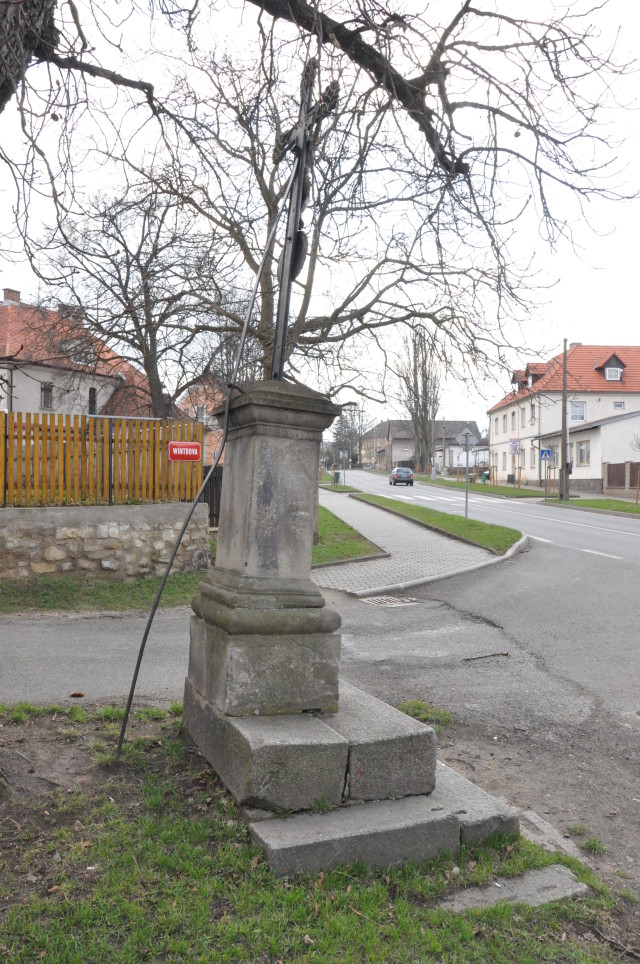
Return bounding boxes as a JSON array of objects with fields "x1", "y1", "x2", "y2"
[{"x1": 115, "y1": 166, "x2": 299, "y2": 762}]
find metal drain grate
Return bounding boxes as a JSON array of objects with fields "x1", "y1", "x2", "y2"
[{"x1": 361, "y1": 595, "x2": 418, "y2": 607}]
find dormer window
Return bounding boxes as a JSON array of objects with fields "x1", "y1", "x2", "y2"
[{"x1": 605, "y1": 367, "x2": 623, "y2": 381}]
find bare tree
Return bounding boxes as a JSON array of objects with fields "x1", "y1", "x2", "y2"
[
  {"x1": 37, "y1": 180, "x2": 254, "y2": 416},
  {"x1": 395, "y1": 329, "x2": 441, "y2": 473},
  {"x1": 1, "y1": 2, "x2": 633, "y2": 393}
]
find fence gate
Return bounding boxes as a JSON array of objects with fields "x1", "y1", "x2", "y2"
[
  {"x1": 199, "y1": 465, "x2": 223, "y2": 528},
  {"x1": 606, "y1": 463, "x2": 626, "y2": 488}
]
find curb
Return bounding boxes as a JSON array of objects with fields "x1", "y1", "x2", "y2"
[
  {"x1": 350, "y1": 534, "x2": 528, "y2": 599},
  {"x1": 348, "y1": 492, "x2": 520, "y2": 555},
  {"x1": 312, "y1": 550, "x2": 390, "y2": 570}
]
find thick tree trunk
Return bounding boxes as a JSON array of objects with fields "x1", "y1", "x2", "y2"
[{"x1": 0, "y1": 0, "x2": 59, "y2": 113}]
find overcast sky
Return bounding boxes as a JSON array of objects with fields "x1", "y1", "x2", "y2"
[{"x1": 1, "y1": 0, "x2": 638, "y2": 433}]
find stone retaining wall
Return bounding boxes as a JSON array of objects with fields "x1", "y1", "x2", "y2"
[{"x1": 0, "y1": 504, "x2": 210, "y2": 581}]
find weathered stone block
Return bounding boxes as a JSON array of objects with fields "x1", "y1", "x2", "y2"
[
  {"x1": 322, "y1": 682, "x2": 437, "y2": 800},
  {"x1": 183, "y1": 678, "x2": 348, "y2": 810},
  {"x1": 31, "y1": 561, "x2": 56, "y2": 574},
  {"x1": 188, "y1": 613, "x2": 340, "y2": 716},
  {"x1": 101, "y1": 559, "x2": 122, "y2": 571},
  {"x1": 43, "y1": 545, "x2": 67, "y2": 562},
  {"x1": 77, "y1": 558, "x2": 98, "y2": 570},
  {"x1": 432, "y1": 762, "x2": 520, "y2": 844}
]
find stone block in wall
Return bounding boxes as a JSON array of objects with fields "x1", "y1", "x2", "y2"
[
  {"x1": 31, "y1": 561, "x2": 57, "y2": 575},
  {"x1": 101, "y1": 559, "x2": 122, "y2": 571},
  {"x1": 77, "y1": 558, "x2": 99, "y2": 570}
]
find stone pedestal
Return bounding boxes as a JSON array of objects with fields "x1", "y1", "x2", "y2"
[
  {"x1": 184, "y1": 382, "x2": 343, "y2": 748},
  {"x1": 183, "y1": 381, "x2": 519, "y2": 869}
]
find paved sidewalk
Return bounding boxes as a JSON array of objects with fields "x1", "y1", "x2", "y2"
[{"x1": 312, "y1": 491, "x2": 503, "y2": 596}]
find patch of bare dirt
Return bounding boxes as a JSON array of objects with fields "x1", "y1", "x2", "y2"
[
  {"x1": 0, "y1": 709, "x2": 221, "y2": 922},
  {"x1": 439, "y1": 718, "x2": 640, "y2": 952}
]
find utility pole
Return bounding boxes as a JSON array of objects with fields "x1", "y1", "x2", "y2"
[{"x1": 559, "y1": 339, "x2": 569, "y2": 500}]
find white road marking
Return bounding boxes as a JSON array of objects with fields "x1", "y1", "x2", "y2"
[{"x1": 529, "y1": 536, "x2": 622, "y2": 559}]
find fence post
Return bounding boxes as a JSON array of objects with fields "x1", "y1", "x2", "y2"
[
  {"x1": 108, "y1": 418, "x2": 114, "y2": 506},
  {"x1": 1, "y1": 411, "x2": 6, "y2": 507}
]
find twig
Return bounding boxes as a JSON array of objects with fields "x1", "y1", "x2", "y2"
[
  {"x1": 593, "y1": 926, "x2": 640, "y2": 961},
  {"x1": 463, "y1": 652, "x2": 510, "y2": 662},
  {"x1": 34, "y1": 773, "x2": 65, "y2": 787},
  {"x1": 348, "y1": 905, "x2": 380, "y2": 925},
  {"x1": 12, "y1": 748, "x2": 34, "y2": 764}
]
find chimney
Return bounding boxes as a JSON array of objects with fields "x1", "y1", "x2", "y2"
[
  {"x1": 58, "y1": 302, "x2": 85, "y2": 323},
  {"x1": 569, "y1": 342, "x2": 582, "y2": 349},
  {"x1": 3, "y1": 288, "x2": 20, "y2": 303}
]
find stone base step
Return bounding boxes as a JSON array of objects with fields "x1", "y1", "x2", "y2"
[
  {"x1": 249, "y1": 761, "x2": 519, "y2": 875},
  {"x1": 183, "y1": 677, "x2": 436, "y2": 811}
]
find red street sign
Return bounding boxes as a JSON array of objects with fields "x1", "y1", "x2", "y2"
[{"x1": 168, "y1": 441, "x2": 202, "y2": 462}]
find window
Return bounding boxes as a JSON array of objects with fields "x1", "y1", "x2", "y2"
[
  {"x1": 550, "y1": 444, "x2": 559, "y2": 467},
  {"x1": 41, "y1": 383, "x2": 53, "y2": 410},
  {"x1": 530, "y1": 403, "x2": 535, "y2": 424},
  {"x1": 577, "y1": 440, "x2": 590, "y2": 466},
  {"x1": 494, "y1": 417, "x2": 499, "y2": 435},
  {"x1": 570, "y1": 401, "x2": 585, "y2": 421},
  {"x1": 503, "y1": 414, "x2": 507, "y2": 432},
  {"x1": 613, "y1": 401, "x2": 625, "y2": 411},
  {"x1": 88, "y1": 387, "x2": 97, "y2": 415},
  {"x1": 605, "y1": 367, "x2": 623, "y2": 381},
  {"x1": 520, "y1": 449, "x2": 525, "y2": 468},
  {"x1": 520, "y1": 408, "x2": 525, "y2": 427},
  {"x1": 530, "y1": 448, "x2": 536, "y2": 468},
  {"x1": 502, "y1": 452, "x2": 506, "y2": 470},
  {"x1": 511, "y1": 411, "x2": 516, "y2": 430}
]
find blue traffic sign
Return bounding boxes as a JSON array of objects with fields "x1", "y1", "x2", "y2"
[{"x1": 540, "y1": 448, "x2": 551, "y2": 460}]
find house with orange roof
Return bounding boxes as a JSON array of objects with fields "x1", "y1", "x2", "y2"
[
  {"x1": 177, "y1": 376, "x2": 226, "y2": 465},
  {"x1": 0, "y1": 288, "x2": 153, "y2": 417},
  {"x1": 488, "y1": 344, "x2": 640, "y2": 491}
]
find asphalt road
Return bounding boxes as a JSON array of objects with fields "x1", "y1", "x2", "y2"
[{"x1": 349, "y1": 469, "x2": 640, "y2": 565}]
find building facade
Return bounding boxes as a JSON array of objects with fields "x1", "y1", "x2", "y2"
[{"x1": 488, "y1": 345, "x2": 640, "y2": 489}]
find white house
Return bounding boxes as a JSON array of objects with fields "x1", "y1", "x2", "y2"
[
  {"x1": 0, "y1": 288, "x2": 152, "y2": 416},
  {"x1": 488, "y1": 344, "x2": 640, "y2": 490}
]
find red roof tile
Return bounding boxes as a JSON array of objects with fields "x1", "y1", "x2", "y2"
[{"x1": 489, "y1": 345, "x2": 640, "y2": 412}]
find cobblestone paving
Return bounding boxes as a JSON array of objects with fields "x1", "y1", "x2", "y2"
[{"x1": 312, "y1": 491, "x2": 493, "y2": 595}]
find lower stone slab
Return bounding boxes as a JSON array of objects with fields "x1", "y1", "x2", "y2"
[
  {"x1": 248, "y1": 764, "x2": 520, "y2": 876},
  {"x1": 441, "y1": 865, "x2": 588, "y2": 911},
  {"x1": 250, "y1": 797, "x2": 461, "y2": 876},
  {"x1": 431, "y1": 761, "x2": 520, "y2": 844},
  {"x1": 183, "y1": 677, "x2": 348, "y2": 810}
]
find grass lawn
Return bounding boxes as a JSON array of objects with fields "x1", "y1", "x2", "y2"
[
  {"x1": 0, "y1": 507, "x2": 379, "y2": 613},
  {"x1": 413, "y1": 475, "x2": 543, "y2": 498},
  {"x1": 557, "y1": 498, "x2": 640, "y2": 514},
  {"x1": 0, "y1": 704, "x2": 625, "y2": 962},
  {"x1": 354, "y1": 494, "x2": 522, "y2": 555},
  {"x1": 319, "y1": 482, "x2": 361, "y2": 493}
]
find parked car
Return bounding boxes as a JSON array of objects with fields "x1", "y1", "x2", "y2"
[{"x1": 389, "y1": 467, "x2": 413, "y2": 486}]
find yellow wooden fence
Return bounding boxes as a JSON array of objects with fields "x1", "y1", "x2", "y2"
[{"x1": 0, "y1": 412, "x2": 203, "y2": 506}]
